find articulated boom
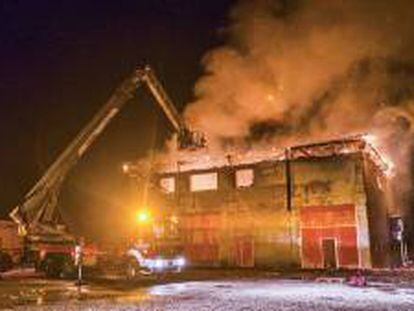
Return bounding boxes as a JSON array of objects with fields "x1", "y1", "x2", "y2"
[{"x1": 10, "y1": 65, "x2": 205, "y2": 239}]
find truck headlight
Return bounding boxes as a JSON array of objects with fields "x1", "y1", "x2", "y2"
[
  {"x1": 176, "y1": 257, "x2": 186, "y2": 267},
  {"x1": 143, "y1": 259, "x2": 154, "y2": 268},
  {"x1": 155, "y1": 259, "x2": 164, "y2": 269}
]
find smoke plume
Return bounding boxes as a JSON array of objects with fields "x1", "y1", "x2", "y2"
[{"x1": 184, "y1": 0, "x2": 414, "y2": 145}]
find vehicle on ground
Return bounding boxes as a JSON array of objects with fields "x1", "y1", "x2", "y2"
[
  {"x1": 125, "y1": 241, "x2": 185, "y2": 278},
  {"x1": 35, "y1": 240, "x2": 98, "y2": 278}
]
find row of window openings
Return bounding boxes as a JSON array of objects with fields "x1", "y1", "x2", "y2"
[{"x1": 159, "y1": 169, "x2": 255, "y2": 193}]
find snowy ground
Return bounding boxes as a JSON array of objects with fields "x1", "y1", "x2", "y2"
[{"x1": 2, "y1": 277, "x2": 414, "y2": 311}]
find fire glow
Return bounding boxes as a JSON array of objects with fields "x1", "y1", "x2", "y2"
[
  {"x1": 361, "y1": 134, "x2": 395, "y2": 178},
  {"x1": 135, "y1": 134, "x2": 395, "y2": 179}
]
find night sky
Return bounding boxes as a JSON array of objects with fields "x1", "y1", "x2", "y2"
[{"x1": 0, "y1": 0, "x2": 234, "y2": 237}]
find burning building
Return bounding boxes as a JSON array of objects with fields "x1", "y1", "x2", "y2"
[
  {"x1": 127, "y1": 135, "x2": 400, "y2": 269},
  {"x1": 118, "y1": 0, "x2": 413, "y2": 270}
]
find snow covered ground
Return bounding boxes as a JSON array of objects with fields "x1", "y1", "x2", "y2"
[
  {"x1": 0, "y1": 268, "x2": 39, "y2": 278},
  {"x1": 10, "y1": 279, "x2": 414, "y2": 311}
]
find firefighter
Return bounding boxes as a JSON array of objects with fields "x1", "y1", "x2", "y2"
[{"x1": 75, "y1": 237, "x2": 84, "y2": 286}]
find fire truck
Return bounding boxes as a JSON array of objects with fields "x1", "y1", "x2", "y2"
[
  {"x1": 125, "y1": 210, "x2": 185, "y2": 277},
  {"x1": 9, "y1": 65, "x2": 204, "y2": 277},
  {"x1": 33, "y1": 239, "x2": 98, "y2": 277}
]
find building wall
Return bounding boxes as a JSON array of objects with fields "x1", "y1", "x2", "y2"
[
  {"x1": 291, "y1": 155, "x2": 372, "y2": 269},
  {"x1": 362, "y1": 156, "x2": 392, "y2": 267},
  {"x1": 153, "y1": 153, "x2": 389, "y2": 269}
]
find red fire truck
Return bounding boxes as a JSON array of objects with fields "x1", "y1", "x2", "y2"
[{"x1": 34, "y1": 239, "x2": 98, "y2": 277}]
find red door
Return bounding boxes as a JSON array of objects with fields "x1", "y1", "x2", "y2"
[{"x1": 234, "y1": 237, "x2": 254, "y2": 267}]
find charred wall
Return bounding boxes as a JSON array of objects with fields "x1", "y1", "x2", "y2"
[{"x1": 151, "y1": 152, "x2": 391, "y2": 269}]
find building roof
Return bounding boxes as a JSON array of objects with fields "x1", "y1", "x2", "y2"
[{"x1": 127, "y1": 134, "x2": 393, "y2": 177}]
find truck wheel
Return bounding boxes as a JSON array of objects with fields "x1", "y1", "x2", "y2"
[
  {"x1": 155, "y1": 271, "x2": 166, "y2": 281},
  {"x1": 60, "y1": 259, "x2": 75, "y2": 278},
  {"x1": 44, "y1": 260, "x2": 61, "y2": 278},
  {"x1": 42, "y1": 254, "x2": 72, "y2": 278}
]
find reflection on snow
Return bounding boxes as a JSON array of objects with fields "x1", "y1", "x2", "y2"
[
  {"x1": 148, "y1": 280, "x2": 414, "y2": 307},
  {"x1": 149, "y1": 282, "x2": 196, "y2": 296}
]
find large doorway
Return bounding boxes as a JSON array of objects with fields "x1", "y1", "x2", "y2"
[{"x1": 322, "y1": 238, "x2": 337, "y2": 269}]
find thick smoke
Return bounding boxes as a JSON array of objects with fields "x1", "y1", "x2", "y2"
[
  {"x1": 183, "y1": 0, "x2": 414, "y2": 218},
  {"x1": 185, "y1": 0, "x2": 414, "y2": 145}
]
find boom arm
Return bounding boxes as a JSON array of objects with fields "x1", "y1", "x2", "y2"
[
  {"x1": 10, "y1": 65, "x2": 205, "y2": 238},
  {"x1": 10, "y1": 71, "x2": 141, "y2": 237},
  {"x1": 137, "y1": 66, "x2": 205, "y2": 149}
]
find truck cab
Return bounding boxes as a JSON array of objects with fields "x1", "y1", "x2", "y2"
[
  {"x1": 126, "y1": 239, "x2": 185, "y2": 277},
  {"x1": 125, "y1": 210, "x2": 185, "y2": 278}
]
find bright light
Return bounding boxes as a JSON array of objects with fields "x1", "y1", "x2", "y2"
[
  {"x1": 384, "y1": 157, "x2": 396, "y2": 178},
  {"x1": 266, "y1": 94, "x2": 275, "y2": 102},
  {"x1": 361, "y1": 133, "x2": 395, "y2": 178},
  {"x1": 362, "y1": 133, "x2": 378, "y2": 145},
  {"x1": 136, "y1": 209, "x2": 151, "y2": 223},
  {"x1": 175, "y1": 257, "x2": 186, "y2": 267},
  {"x1": 155, "y1": 258, "x2": 164, "y2": 269},
  {"x1": 122, "y1": 163, "x2": 130, "y2": 173}
]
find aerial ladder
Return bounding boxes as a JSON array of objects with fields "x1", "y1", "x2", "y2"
[{"x1": 9, "y1": 65, "x2": 206, "y2": 245}]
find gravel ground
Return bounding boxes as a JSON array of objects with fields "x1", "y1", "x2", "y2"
[{"x1": 6, "y1": 278, "x2": 414, "y2": 311}]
